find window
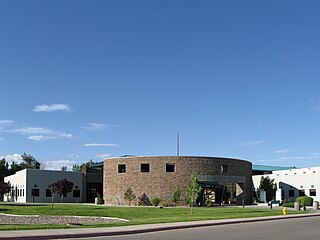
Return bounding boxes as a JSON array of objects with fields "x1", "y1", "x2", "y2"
[
  {"x1": 46, "y1": 189, "x2": 52, "y2": 197},
  {"x1": 310, "y1": 189, "x2": 317, "y2": 196},
  {"x1": 221, "y1": 165, "x2": 228, "y2": 173},
  {"x1": 22, "y1": 189, "x2": 24, "y2": 197},
  {"x1": 166, "y1": 163, "x2": 175, "y2": 172},
  {"x1": 141, "y1": 163, "x2": 150, "y2": 172},
  {"x1": 311, "y1": 185, "x2": 314, "y2": 188},
  {"x1": 288, "y1": 190, "x2": 295, "y2": 197},
  {"x1": 299, "y1": 189, "x2": 305, "y2": 196},
  {"x1": 73, "y1": 190, "x2": 81, "y2": 198},
  {"x1": 31, "y1": 189, "x2": 40, "y2": 197},
  {"x1": 118, "y1": 164, "x2": 126, "y2": 173}
]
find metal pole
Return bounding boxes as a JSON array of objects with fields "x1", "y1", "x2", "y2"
[{"x1": 177, "y1": 132, "x2": 180, "y2": 156}]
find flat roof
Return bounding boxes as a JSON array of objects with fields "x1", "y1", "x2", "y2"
[{"x1": 252, "y1": 164, "x2": 292, "y2": 171}]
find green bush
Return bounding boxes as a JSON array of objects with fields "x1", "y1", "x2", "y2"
[
  {"x1": 151, "y1": 196, "x2": 161, "y2": 207},
  {"x1": 297, "y1": 196, "x2": 313, "y2": 206},
  {"x1": 96, "y1": 193, "x2": 104, "y2": 205},
  {"x1": 282, "y1": 202, "x2": 294, "y2": 208}
]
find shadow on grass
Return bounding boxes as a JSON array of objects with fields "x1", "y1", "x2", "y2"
[{"x1": 0, "y1": 203, "x2": 45, "y2": 207}]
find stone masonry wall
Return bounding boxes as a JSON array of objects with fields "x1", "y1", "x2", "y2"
[{"x1": 103, "y1": 156, "x2": 252, "y2": 205}]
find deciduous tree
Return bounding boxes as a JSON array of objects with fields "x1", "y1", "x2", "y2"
[{"x1": 186, "y1": 173, "x2": 202, "y2": 214}]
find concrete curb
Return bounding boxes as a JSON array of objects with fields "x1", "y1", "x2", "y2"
[{"x1": 1, "y1": 213, "x2": 320, "y2": 240}]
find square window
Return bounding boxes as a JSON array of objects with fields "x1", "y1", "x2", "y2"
[
  {"x1": 299, "y1": 190, "x2": 305, "y2": 196},
  {"x1": 73, "y1": 190, "x2": 81, "y2": 198},
  {"x1": 118, "y1": 164, "x2": 126, "y2": 173},
  {"x1": 221, "y1": 165, "x2": 228, "y2": 173},
  {"x1": 31, "y1": 189, "x2": 39, "y2": 197},
  {"x1": 166, "y1": 163, "x2": 175, "y2": 172},
  {"x1": 46, "y1": 189, "x2": 52, "y2": 197},
  {"x1": 310, "y1": 189, "x2": 316, "y2": 196},
  {"x1": 288, "y1": 190, "x2": 295, "y2": 197},
  {"x1": 141, "y1": 163, "x2": 150, "y2": 172}
]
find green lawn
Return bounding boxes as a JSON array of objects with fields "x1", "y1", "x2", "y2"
[{"x1": 0, "y1": 203, "x2": 304, "y2": 231}]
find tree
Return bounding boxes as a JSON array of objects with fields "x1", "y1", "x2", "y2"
[
  {"x1": 171, "y1": 186, "x2": 181, "y2": 206},
  {"x1": 9, "y1": 161, "x2": 23, "y2": 175},
  {"x1": 48, "y1": 179, "x2": 74, "y2": 207},
  {"x1": 72, "y1": 164, "x2": 81, "y2": 172},
  {"x1": 124, "y1": 187, "x2": 136, "y2": 206},
  {"x1": 0, "y1": 158, "x2": 9, "y2": 181},
  {"x1": 61, "y1": 166, "x2": 67, "y2": 172},
  {"x1": 0, "y1": 181, "x2": 11, "y2": 201},
  {"x1": 186, "y1": 173, "x2": 202, "y2": 214},
  {"x1": 20, "y1": 153, "x2": 41, "y2": 169},
  {"x1": 259, "y1": 176, "x2": 276, "y2": 202}
]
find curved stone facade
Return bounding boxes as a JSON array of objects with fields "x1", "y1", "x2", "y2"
[{"x1": 103, "y1": 156, "x2": 252, "y2": 205}]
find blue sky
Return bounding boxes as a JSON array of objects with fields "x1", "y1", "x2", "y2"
[{"x1": 1, "y1": 0, "x2": 320, "y2": 170}]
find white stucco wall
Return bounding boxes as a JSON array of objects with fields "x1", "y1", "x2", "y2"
[
  {"x1": 253, "y1": 167, "x2": 320, "y2": 202},
  {"x1": 4, "y1": 169, "x2": 27, "y2": 202},
  {"x1": 4, "y1": 169, "x2": 84, "y2": 203}
]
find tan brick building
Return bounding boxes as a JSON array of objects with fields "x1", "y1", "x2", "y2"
[{"x1": 103, "y1": 156, "x2": 252, "y2": 206}]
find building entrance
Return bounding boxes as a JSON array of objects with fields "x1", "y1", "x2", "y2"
[{"x1": 200, "y1": 182, "x2": 237, "y2": 205}]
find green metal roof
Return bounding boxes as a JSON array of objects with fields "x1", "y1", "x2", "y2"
[{"x1": 252, "y1": 164, "x2": 292, "y2": 171}]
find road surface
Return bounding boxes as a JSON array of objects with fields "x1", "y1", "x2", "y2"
[{"x1": 72, "y1": 216, "x2": 320, "y2": 240}]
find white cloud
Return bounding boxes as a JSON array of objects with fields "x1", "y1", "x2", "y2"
[
  {"x1": 9, "y1": 127, "x2": 54, "y2": 135},
  {"x1": 8, "y1": 126, "x2": 73, "y2": 141},
  {"x1": 0, "y1": 153, "x2": 23, "y2": 163},
  {"x1": 43, "y1": 159, "x2": 77, "y2": 171},
  {"x1": 57, "y1": 133, "x2": 73, "y2": 139},
  {"x1": 258, "y1": 153, "x2": 320, "y2": 163},
  {"x1": 236, "y1": 140, "x2": 263, "y2": 147},
  {"x1": 0, "y1": 120, "x2": 14, "y2": 129},
  {"x1": 83, "y1": 143, "x2": 119, "y2": 147},
  {"x1": 274, "y1": 149, "x2": 293, "y2": 154},
  {"x1": 28, "y1": 135, "x2": 52, "y2": 141},
  {"x1": 33, "y1": 104, "x2": 70, "y2": 112},
  {"x1": 82, "y1": 122, "x2": 123, "y2": 131},
  {"x1": 67, "y1": 153, "x2": 80, "y2": 158},
  {"x1": 97, "y1": 153, "x2": 111, "y2": 158},
  {"x1": 82, "y1": 123, "x2": 108, "y2": 131}
]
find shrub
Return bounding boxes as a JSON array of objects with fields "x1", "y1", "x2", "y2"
[
  {"x1": 138, "y1": 193, "x2": 152, "y2": 206},
  {"x1": 205, "y1": 199, "x2": 212, "y2": 207},
  {"x1": 96, "y1": 193, "x2": 104, "y2": 205},
  {"x1": 282, "y1": 202, "x2": 294, "y2": 208},
  {"x1": 171, "y1": 186, "x2": 181, "y2": 206},
  {"x1": 297, "y1": 196, "x2": 313, "y2": 206},
  {"x1": 151, "y1": 196, "x2": 161, "y2": 207},
  {"x1": 124, "y1": 187, "x2": 136, "y2": 206}
]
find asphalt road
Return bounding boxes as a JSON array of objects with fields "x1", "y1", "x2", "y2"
[{"x1": 72, "y1": 216, "x2": 320, "y2": 240}]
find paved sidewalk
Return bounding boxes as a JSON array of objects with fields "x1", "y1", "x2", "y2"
[{"x1": 1, "y1": 213, "x2": 320, "y2": 240}]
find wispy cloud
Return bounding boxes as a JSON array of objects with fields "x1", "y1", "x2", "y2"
[
  {"x1": 9, "y1": 127, "x2": 54, "y2": 135},
  {"x1": 66, "y1": 153, "x2": 80, "y2": 159},
  {"x1": 28, "y1": 133, "x2": 73, "y2": 141},
  {"x1": 43, "y1": 159, "x2": 77, "y2": 171},
  {"x1": 33, "y1": 104, "x2": 70, "y2": 112},
  {"x1": 274, "y1": 149, "x2": 293, "y2": 154},
  {"x1": 0, "y1": 120, "x2": 14, "y2": 129},
  {"x1": 82, "y1": 122, "x2": 123, "y2": 131},
  {"x1": 8, "y1": 126, "x2": 73, "y2": 141},
  {"x1": 236, "y1": 140, "x2": 263, "y2": 147},
  {"x1": 97, "y1": 153, "x2": 111, "y2": 158},
  {"x1": 83, "y1": 143, "x2": 119, "y2": 147},
  {"x1": 258, "y1": 153, "x2": 320, "y2": 163}
]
